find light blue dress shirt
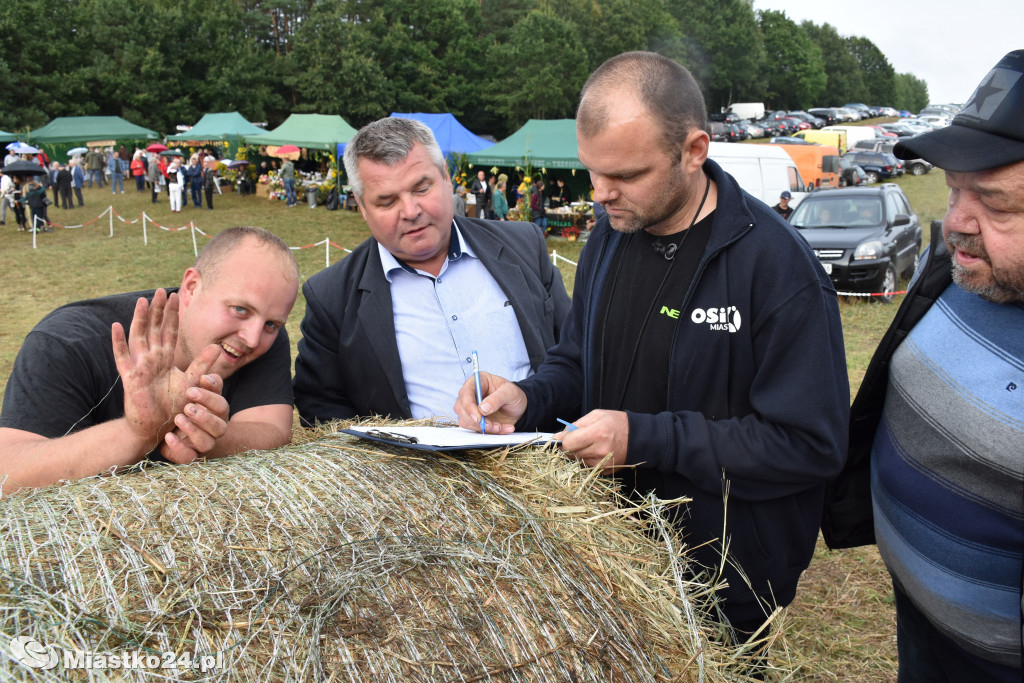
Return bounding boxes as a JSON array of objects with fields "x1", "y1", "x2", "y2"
[{"x1": 379, "y1": 223, "x2": 532, "y2": 419}]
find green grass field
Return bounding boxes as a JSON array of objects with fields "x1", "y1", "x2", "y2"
[{"x1": 0, "y1": 168, "x2": 952, "y2": 680}]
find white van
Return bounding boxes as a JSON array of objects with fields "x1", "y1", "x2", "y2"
[
  {"x1": 707, "y1": 142, "x2": 807, "y2": 207},
  {"x1": 726, "y1": 102, "x2": 766, "y2": 121},
  {"x1": 821, "y1": 125, "x2": 877, "y2": 148}
]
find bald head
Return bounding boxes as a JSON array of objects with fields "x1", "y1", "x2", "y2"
[{"x1": 577, "y1": 51, "x2": 707, "y2": 155}]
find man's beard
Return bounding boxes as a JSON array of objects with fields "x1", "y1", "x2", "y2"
[
  {"x1": 945, "y1": 231, "x2": 1024, "y2": 303},
  {"x1": 605, "y1": 160, "x2": 689, "y2": 235}
]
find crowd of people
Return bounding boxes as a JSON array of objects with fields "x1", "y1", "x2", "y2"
[
  {"x1": 453, "y1": 169, "x2": 575, "y2": 224},
  {"x1": 1, "y1": 49, "x2": 1023, "y2": 680},
  {"x1": 0, "y1": 145, "x2": 228, "y2": 231}
]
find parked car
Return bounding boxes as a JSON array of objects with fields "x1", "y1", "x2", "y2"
[
  {"x1": 709, "y1": 111, "x2": 742, "y2": 123},
  {"x1": 838, "y1": 155, "x2": 868, "y2": 187},
  {"x1": 709, "y1": 121, "x2": 729, "y2": 141},
  {"x1": 790, "y1": 185, "x2": 922, "y2": 302},
  {"x1": 879, "y1": 122, "x2": 917, "y2": 137},
  {"x1": 735, "y1": 120, "x2": 765, "y2": 138},
  {"x1": 875, "y1": 106, "x2": 900, "y2": 117},
  {"x1": 808, "y1": 108, "x2": 842, "y2": 126},
  {"x1": 788, "y1": 111, "x2": 825, "y2": 128},
  {"x1": 770, "y1": 136, "x2": 815, "y2": 145},
  {"x1": 836, "y1": 107, "x2": 861, "y2": 122},
  {"x1": 867, "y1": 125, "x2": 898, "y2": 138},
  {"x1": 843, "y1": 103, "x2": 873, "y2": 119},
  {"x1": 726, "y1": 123, "x2": 747, "y2": 141},
  {"x1": 841, "y1": 150, "x2": 902, "y2": 183},
  {"x1": 852, "y1": 139, "x2": 934, "y2": 176}
]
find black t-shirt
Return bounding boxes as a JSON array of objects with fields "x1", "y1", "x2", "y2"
[
  {"x1": 772, "y1": 203, "x2": 793, "y2": 221},
  {"x1": 0, "y1": 289, "x2": 293, "y2": 439},
  {"x1": 594, "y1": 213, "x2": 714, "y2": 414}
]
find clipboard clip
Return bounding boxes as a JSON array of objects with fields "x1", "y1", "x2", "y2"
[{"x1": 366, "y1": 429, "x2": 419, "y2": 444}]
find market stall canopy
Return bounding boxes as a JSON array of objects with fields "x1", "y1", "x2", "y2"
[
  {"x1": 29, "y1": 116, "x2": 159, "y2": 144},
  {"x1": 0, "y1": 130, "x2": 16, "y2": 143},
  {"x1": 388, "y1": 112, "x2": 493, "y2": 156},
  {"x1": 166, "y1": 112, "x2": 266, "y2": 143},
  {"x1": 466, "y1": 119, "x2": 583, "y2": 170},
  {"x1": 247, "y1": 114, "x2": 357, "y2": 152}
]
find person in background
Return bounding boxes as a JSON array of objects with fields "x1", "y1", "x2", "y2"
[
  {"x1": 55, "y1": 163, "x2": 73, "y2": 210},
  {"x1": 203, "y1": 158, "x2": 216, "y2": 210},
  {"x1": 85, "y1": 147, "x2": 105, "y2": 188},
  {"x1": 492, "y1": 180, "x2": 509, "y2": 220},
  {"x1": 146, "y1": 153, "x2": 162, "y2": 204},
  {"x1": 186, "y1": 154, "x2": 203, "y2": 208},
  {"x1": 281, "y1": 157, "x2": 297, "y2": 207},
  {"x1": 21, "y1": 179, "x2": 51, "y2": 232},
  {"x1": 167, "y1": 157, "x2": 184, "y2": 213},
  {"x1": 452, "y1": 184, "x2": 467, "y2": 217},
  {"x1": 48, "y1": 162, "x2": 60, "y2": 206},
  {"x1": 0, "y1": 171, "x2": 11, "y2": 226},
  {"x1": 456, "y1": 51, "x2": 849, "y2": 643},
  {"x1": 529, "y1": 178, "x2": 547, "y2": 232},
  {"x1": 131, "y1": 151, "x2": 146, "y2": 192},
  {"x1": 470, "y1": 169, "x2": 490, "y2": 219},
  {"x1": 109, "y1": 150, "x2": 124, "y2": 195},
  {"x1": 772, "y1": 190, "x2": 793, "y2": 221},
  {"x1": 822, "y1": 49, "x2": 1024, "y2": 682},
  {"x1": 70, "y1": 159, "x2": 85, "y2": 207},
  {"x1": 550, "y1": 177, "x2": 571, "y2": 208}
]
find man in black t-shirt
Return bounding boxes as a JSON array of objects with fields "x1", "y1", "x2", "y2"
[
  {"x1": 0, "y1": 227, "x2": 300, "y2": 492},
  {"x1": 772, "y1": 190, "x2": 793, "y2": 221}
]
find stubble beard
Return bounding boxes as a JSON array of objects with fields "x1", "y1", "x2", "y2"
[{"x1": 946, "y1": 231, "x2": 1024, "y2": 303}]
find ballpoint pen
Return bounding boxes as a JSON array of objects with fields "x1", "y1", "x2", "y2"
[
  {"x1": 556, "y1": 418, "x2": 578, "y2": 432},
  {"x1": 472, "y1": 350, "x2": 485, "y2": 434}
]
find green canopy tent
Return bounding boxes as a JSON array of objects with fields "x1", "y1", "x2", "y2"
[
  {"x1": 167, "y1": 112, "x2": 266, "y2": 159},
  {"x1": 27, "y1": 116, "x2": 160, "y2": 160},
  {"x1": 29, "y1": 116, "x2": 159, "y2": 144},
  {"x1": 466, "y1": 119, "x2": 583, "y2": 170},
  {"x1": 247, "y1": 114, "x2": 358, "y2": 152},
  {"x1": 0, "y1": 130, "x2": 16, "y2": 143}
]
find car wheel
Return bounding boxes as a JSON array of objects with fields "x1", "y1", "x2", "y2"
[
  {"x1": 866, "y1": 170, "x2": 880, "y2": 184},
  {"x1": 877, "y1": 263, "x2": 898, "y2": 304},
  {"x1": 909, "y1": 163, "x2": 926, "y2": 176}
]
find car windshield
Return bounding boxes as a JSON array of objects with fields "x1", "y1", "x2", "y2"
[{"x1": 791, "y1": 196, "x2": 883, "y2": 228}]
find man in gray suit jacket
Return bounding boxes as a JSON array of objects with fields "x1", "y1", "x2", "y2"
[{"x1": 294, "y1": 117, "x2": 570, "y2": 425}]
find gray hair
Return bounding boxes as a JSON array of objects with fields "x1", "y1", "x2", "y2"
[
  {"x1": 578, "y1": 51, "x2": 707, "y2": 156},
  {"x1": 343, "y1": 118, "x2": 448, "y2": 199}
]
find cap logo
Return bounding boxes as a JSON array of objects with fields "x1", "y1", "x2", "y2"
[{"x1": 960, "y1": 67, "x2": 1021, "y2": 121}]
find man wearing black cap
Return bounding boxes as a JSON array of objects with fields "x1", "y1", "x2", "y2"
[
  {"x1": 772, "y1": 190, "x2": 793, "y2": 221},
  {"x1": 822, "y1": 50, "x2": 1024, "y2": 681}
]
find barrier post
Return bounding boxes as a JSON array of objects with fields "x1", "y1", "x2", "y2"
[
  {"x1": 108, "y1": 205, "x2": 113, "y2": 237},
  {"x1": 190, "y1": 222, "x2": 199, "y2": 257},
  {"x1": 551, "y1": 249, "x2": 557, "y2": 265},
  {"x1": 31, "y1": 214, "x2": 38, "y2": 249},
  {"x1": 325, "y1": 238, "x2": 330, "y2": 269}
]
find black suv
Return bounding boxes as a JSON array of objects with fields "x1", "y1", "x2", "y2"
[
  {"x1": 841, "y1": 150, "x2": 902, "y2": 184},
  {"x1": 852, "y1": 139, "x2": 934, "y2": 176},
  {"x1": 790, "y1": 185, "x2": 922, "y2": 302}
]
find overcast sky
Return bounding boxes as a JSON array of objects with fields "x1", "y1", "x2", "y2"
[{"x1": 751, "y1": 0, "x2": 1024, "y2": 105}]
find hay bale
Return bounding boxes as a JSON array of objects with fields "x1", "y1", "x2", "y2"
[{"x1": 0, "y1": 428, "x2": 746, "y2": 682}]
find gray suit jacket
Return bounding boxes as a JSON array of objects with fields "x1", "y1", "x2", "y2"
[{"x1": 294, "y1": 216, "x2": 571, "y2": 424}]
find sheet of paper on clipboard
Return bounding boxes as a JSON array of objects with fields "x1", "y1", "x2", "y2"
[{"x1": 340, "y1": 425, "x2": 557, "y2": 451}]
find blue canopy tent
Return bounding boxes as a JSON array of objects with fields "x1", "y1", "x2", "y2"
[{"x1": 388, "y1": 112, "x2": 493, "y2": 156}]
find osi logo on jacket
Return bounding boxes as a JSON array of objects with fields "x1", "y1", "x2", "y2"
[{"x1": 690, "y1": 305, "x2": 742, "y2": 333}]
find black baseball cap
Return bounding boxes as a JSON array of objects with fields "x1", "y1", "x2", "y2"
[{"x1": 894, "y1": 49, "x2": 1024, "y2": 172}]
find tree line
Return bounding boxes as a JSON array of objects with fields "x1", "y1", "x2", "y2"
[{"x1": 0, "y1": 0, "x2": 930, "y2": 140}]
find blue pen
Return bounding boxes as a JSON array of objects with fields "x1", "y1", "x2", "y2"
[
  {"x1": 556, "y1": 418, "x2": 578, "y2": 432},
  {"x1": 472, "y1": 350, "x2": 485, "y2": 434}
]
